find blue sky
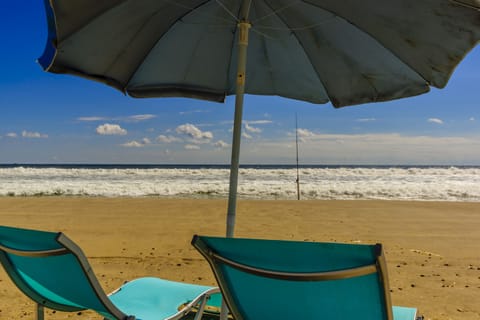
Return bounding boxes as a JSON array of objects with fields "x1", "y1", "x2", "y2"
[{"x1": 1, "y1": 2, "x2": 479, "y2": 165}]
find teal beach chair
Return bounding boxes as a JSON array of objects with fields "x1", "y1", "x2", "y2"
[
  {"x1": 192, "y1": 236, "x2": 419, "y2": 320},
  {"x1": 0, "y1": 225, "x2": 221, "y2": 320}
]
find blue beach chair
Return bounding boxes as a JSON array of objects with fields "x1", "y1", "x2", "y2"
[
  {"x1": 0, "y1": 225, "x2": 221, "y2": 320},
  {"x1": 192, "y1": 235, "x2": 420, "y2": 320}
]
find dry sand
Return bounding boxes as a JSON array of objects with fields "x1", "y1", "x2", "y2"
[{"x1": 0, "y1": 197, "x2": 479, "y2": 319}]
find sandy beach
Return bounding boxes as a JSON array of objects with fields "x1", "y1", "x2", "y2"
[{"x1": 0, "y1": 197, "x2": 479, "y2": 319}]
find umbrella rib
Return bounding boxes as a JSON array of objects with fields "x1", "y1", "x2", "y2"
[
  {"x1": 300, "y1": 0, "x2": 430, "y2": 86},
  {"x1": 224, "y1": 28, "x2": 238, "y2": 95},
  {"x1": 260, "y1": 0, "x2": 386, "y2": 105},
  {"x1": 250, "y1": 1, "x2": 353, "y2": 32},
  {"x1": 250, "y1": 0, "x2": 277, "y2": 92},
  {"x1": 449, "y1": 0, "x2": 480, "y2": 10},
  {"x1": 121, "y1": 0, "x2": 224, "y2": 93},
  {"x1": 57, "y1": 0, "x2": 129, "y2": 42},
  {"x1": 250, "y1": 27, "x2": 275, "y2": 41},
  {"x1": 260, "y1": 0, "x2": 333, "y2": 103},
  {"x1": 249, "y1": 0, "x2": 339, "y2": 31},
  {"x1": 104, "y1": 7, "x2": 167, "y2": 80},
  {"x1": 215, "y1": 0, "x2": 240, "y2": 22},
  {"x1": 251, "y1": 0, "x2": 303, "y2": 24},
  {"x1": 53, "y1": 0, "x2": 232, "y2": 95},
  {"x1": 254, "y1": 17, "x2": 337, "y2": 31},
  {"x1": 165, "y1": 0, "x2": 238, "y2": 25},
  {"x1": 105, "y1": 2, "x2": 237, "y2": 82},
  {"x1": 181, "y1": 36, "x2": 207, "y2": 84},
  {"x1": 59, "y1": 0, "x2": 237, "y2": 43}
]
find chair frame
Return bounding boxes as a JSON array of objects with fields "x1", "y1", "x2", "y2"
[
  {"x1": 0, "y1": 228, "x2": 219, "y2": 320},
  {"x1": 0, "y1": 232, "x2": 130, "y2": 319}
]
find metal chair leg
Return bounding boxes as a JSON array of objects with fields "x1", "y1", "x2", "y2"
[
  {"x1": 35, "y1": 304, "x2": 44, "y2": 320},
  {"x1": 193, "y1": 295, "x2": 207, "y2": 320}
]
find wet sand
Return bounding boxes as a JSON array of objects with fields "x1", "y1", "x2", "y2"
[{"x1": 0, "y1": 198, "x2": 479, "y2": 319}]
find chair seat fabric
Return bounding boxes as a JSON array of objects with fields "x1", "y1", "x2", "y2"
[
  {"x1": 109, "y1": 277, "x2": 222, "y2": 320},
  {"x1": 393, "y1": 306, "x2": 418, "y2": 320}
]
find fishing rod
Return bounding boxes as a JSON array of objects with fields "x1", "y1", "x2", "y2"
[{"x1": 295, "y1": 113, "x2": 300, "y2": 200}]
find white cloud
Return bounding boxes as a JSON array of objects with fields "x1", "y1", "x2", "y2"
[
  {"x1": 128, "y1": 114, "x2": 156, "y2": 121},
  {"x1": 428, "y1": 118, "x2": 444, "y2": 125},
  {"x1": 242, "y1": 120, "x2": 272, "y2": 135},
  {"x1": 77, "y1": 116, "x2": 107, "y2": 121},
  {"x1": 179, "y1": 110, "x2": 211, "y2": 115},
  {"x1": 297, "y1": 128, "x2": 316, "y2": 142},
  {"x1": 214, "y1": 140, "x2": 229, "y2": 148},
  {"x1": 6, "y1": 132, "x2": 17, "y2": 138},
  {"x1": 96, "y1": 123, "x2": 127, "y2": 135},
  {"x1": 247, "y1": 120, "x2": 273, "y2": 124},
  {"x1": 22, "y1": 131, "x2": 48, "y2": 138},
  {"x1": 356, "y1": 118, "x2": 376, "y2": 122},
  {"x1": 122, "y1": 137, "x2": 151, "y2": 147},
  {"x1": 122, "y1": 141, "x2": 144, "y2": 148},
  {"x1": 184, "y1": 144, "x2": 200, "y2": 150},
  {"x1": 297, "y1": 128, "x2": 315, "y2": 138},
  {"x1": 78, "y1": 114, "x2": 156, "y2": 122},
  {"x1": 157, "y1": 134, "x2": 182, "y2": 143},
  {"x1": 242, "y1": 132, "x2": 253, "y2": 139},
  {"x1": 176, "y1": 123, "x2": 213, "y2": 140},
  {"x1": 244, "y1": 122, "x2": 262, "y2": 133},
  {"x1": 469, "y1": 117, "x2": 475, "y2": 121}
]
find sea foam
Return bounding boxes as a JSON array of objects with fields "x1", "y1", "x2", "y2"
[{"x1": 1, "y1": 165, "x2": 479, "y2": 201}]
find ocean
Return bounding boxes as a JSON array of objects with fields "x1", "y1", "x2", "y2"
[{"x1": 1, "y1": 164, "x2": 479, "y2": 201}]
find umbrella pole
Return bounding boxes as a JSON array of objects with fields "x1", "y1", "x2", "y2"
[
  {"x1": 226, "y1": 20, "x2": 251, "y2": 239},
  {"x1": 222, "y1": 6, "x2": 252, "y2": 320}
]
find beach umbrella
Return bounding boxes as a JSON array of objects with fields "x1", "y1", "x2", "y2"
[{"x1": 39, "y1": 0, "x2": 480, "y2": 238}]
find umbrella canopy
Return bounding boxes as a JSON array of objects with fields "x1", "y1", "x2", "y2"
[
  {"x1": 40, "y1": 0, "x2": 480, "y2": 107},
  {"x1": 39, "y1": 0, "x2": 480, "y2": 236}
]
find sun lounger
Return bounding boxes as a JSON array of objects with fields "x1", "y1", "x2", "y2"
[
  {"x1": 0, "y1": 225, "x2": 221, "y2": 320},
  {"x1": 192, "y1": 235, "x2": 420, "y2": 320}
]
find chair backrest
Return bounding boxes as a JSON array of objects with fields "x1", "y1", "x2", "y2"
[
  {"x1": 0, "y1": 225, "x2": 127, "y2": 319},
  {"x1": 192, "y1": 236, "x2": 394, "y2": 320}
]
